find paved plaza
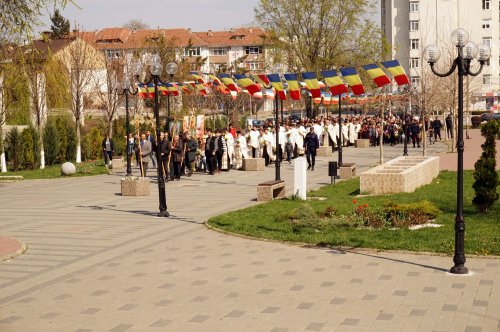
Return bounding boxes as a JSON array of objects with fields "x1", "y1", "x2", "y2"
[{"x1": 0, "y1": 136, "x2": 499, "y2": 332}]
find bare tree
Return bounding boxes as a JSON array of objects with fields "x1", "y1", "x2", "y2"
[
  {"x1": 58, "y1": 32, "x2": 104, "y2": 162},
  {"x1": 92, "y1": 59, "x2": 121, "y2": 138},
  {"x1": 122, "y1": 19, "x2": 150, "y2": 31}
]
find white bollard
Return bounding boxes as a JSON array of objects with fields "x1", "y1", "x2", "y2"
[{"x1": 293, "y1": 157, "x2": 307, "y2": 200}]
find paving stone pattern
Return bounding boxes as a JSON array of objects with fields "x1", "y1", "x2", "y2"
[{"x1": 0, "y1": 142, "x2": 499, "y2": 331}]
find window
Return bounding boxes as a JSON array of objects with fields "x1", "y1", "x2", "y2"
[
  {"x1": 209, "y1": 47, "x2": 227, "y2": 56},
  {"x1": 183, "y1": 47, "x2": 201, "y2": 56},
  {"x1": 410, "y1": 57, "x2": 419, "y2": 68},
  {"x1": 410, "y1": 1, "x2": 419, "y2": 12},
  {"x1": 410, "y1": 76, "x2": 420, "y2": 86},
  {"x1": 482, "y1": 37, "x2": 492, "y2": 48},
  {"x1": 482, "y1": 19, "x2": 491, "y2": 29},
  {"x1": 410, "y1": 20, "x2": 419, "y2": 31},
  {"x1": 482, "y1": 0, "x2": 490, "y2": 9},
  {"x1": 244, "y1": 46, "x2": 262, "y2": 55},
  {"x1": 410, "y1": 39, "x2": 420, "y2": 50},
  {"x1": 105, "y1": 49, "x2": 123, "y2": 59},
  {"x1": 245, "y1": 62, "x2": 264, "y2": 71},
  {"x1": 483, "y1": 74, "x2": 491, "y2": 85}
]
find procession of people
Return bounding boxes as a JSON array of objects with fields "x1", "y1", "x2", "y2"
[{"x1": 123, "y1": 111, "x2": 453, "y2": 179}]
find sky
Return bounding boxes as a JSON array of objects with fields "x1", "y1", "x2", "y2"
[{"x1": 40, "y1": 0, "x2": 261, "y2": 32}]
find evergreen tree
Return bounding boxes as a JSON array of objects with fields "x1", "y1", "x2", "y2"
[
  {"x1": 43, "y1": 121, "x2": 61, "y2": 165},
  {"x1": 6, "y1": 127, "x2": 23, "y2": 171},
  {"x1": 21, "y1": 129, "x2": 35, "y2": 170},
  {"x1": 50, "y1": 9, "x2": 70, "y2": 39},
  {"x1": 56, "y1": 117, "x2": 68, "y2": 163},
  {"x1": 472, "y1": 120, "x2": 500, "y2": 212}
]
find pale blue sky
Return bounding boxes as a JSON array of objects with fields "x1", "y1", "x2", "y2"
[{"x1": 41, "y1": 0, "x2": 261, "y2": 32}]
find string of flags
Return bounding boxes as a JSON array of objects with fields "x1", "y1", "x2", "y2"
[{"x1": 136, "y1": 60, "x2": 410, "y2": 103}]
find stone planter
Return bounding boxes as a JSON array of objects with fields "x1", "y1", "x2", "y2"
[
  {"x1": 339, "y1": 163, "x2": 356, "y2": 180},
  {"x1": 317, "y1": 146, "x2": 333, "y2": 157},
  {"x1": 242, "y1": 158, "x2": 265, "y2": 171},
  {"x1": 355, "y1": 139, "x2": 370, "y2": 148},
  {"x1": 121, "y1": 177, "x2": 150, "y2": 196},
  {"x1": 112, "y1": 157, "x2": 124, "y2": 170}
]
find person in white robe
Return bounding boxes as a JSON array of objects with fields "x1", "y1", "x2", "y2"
[
  {"x1": 238, "y1": 131, "x2": 249, "y2": 159},
  {"x1": 348, "y1": 120, "x2": 356, "y2": 145},
  {"x1": 225, "y1": 130, "x2": 235, "y2": 168},
  {"x1": 249, "y1": 127, "x2": 260, "y2": 158},
  {"x1": 341, "y1": 119, "x2": 349, "y2": 146}
]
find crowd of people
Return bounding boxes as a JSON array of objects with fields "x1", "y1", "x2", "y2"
[{"x1": 112, "y1": 111, "x2": 453, "y2": 180}]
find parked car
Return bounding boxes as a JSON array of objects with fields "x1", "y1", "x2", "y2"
[{"x1": 471, "y1": 112, "x2": 500, "y2": 128}]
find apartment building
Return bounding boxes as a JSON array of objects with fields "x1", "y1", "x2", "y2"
[
  {"x1": 382, "y1": 0, "x2": 499, "y2": 110},
  {"x1": 79, "y1": 27, "x2": 267, "y2": 74}
]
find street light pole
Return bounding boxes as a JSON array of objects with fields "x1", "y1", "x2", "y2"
[
  {"x1": 116, "y1": 79, "x2": 138, "y2": 177},
  {"x1": 424, "y1": 28, "x2": 490, "y2": 274},
  {"x1": 275, "y1": 93, "x2": 281, "y2": 181},
  {"x1": 338, "y1": 94, "x2": 343, "y2": 166},
  {"x1": 133, "y1": 56, "x2": 178, "y2": 218}
]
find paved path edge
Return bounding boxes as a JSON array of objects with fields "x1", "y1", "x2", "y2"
[
  {"x1": 0, "y1": 237, "x2": 27, "y2": 262},
  {"x1": 204, "y1": 220, "x2": 500, "y2": 260}
]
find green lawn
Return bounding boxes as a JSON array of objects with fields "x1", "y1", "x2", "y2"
[
  {"x1": 208, "y1": 171, "x2": 500, "y2": 256},
  {"x1": 1, "y1": 160, "x2": 109, "y2": 180}
]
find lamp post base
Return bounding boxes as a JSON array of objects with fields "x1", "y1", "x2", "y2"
[
  {"x1": 157, "y1": 210, "x2": 170, "y2": 218},
  {"x1": 450, "y1": 264, "x2": 468, "y2": 275}
]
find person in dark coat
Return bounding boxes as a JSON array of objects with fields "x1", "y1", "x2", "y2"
[
  {"x1": 101, "y1": 133, "x2": 114, "y2": 166},
  {"x1": 171, "y1": 134, "x2": 184, "y2": 180},
  {"x1": 185, "y1": 132, "x2": 198, "y2": 177},
  {"x1": 159, "y1": 132, "x2": 171, "y2": 180},
  {"x1": 205, "y1": 130, "x2": 216, "y2": 175},
  {"x1": 304, "y1": 127, "x2": 320, "y2": 170},
  {"x1": 410, "y1": 119, "x2": 420, "y2": 148},
  {"x1": 433, "y1": 117, "x2": 442, "y2": 141}
]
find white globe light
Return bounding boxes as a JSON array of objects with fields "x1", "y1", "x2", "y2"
[
  {"x1": 149, "y1": 54, "x2": 163, "y2": 76},
  {"x1": 451, "y1": 28, "x2": 469, "y2": 47},
  {"x1": 463, "y1": 41, "x2": 478, "y2": 60},
  {"x1": 477, "y1": 43, "x2": 491, "y2": 61},
  {"x1": 166, "y1": 62, "x2": 178, "y2": 75},
  {"x1": 423, "y1": 45, "x2": 441, "y2": 63}
]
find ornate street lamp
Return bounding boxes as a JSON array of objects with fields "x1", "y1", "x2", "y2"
[
  {"x1": 115, "y1": 76, "x2": 138, "y2": 176},
  {"x1": 133, "y1": 55, "x2": 178, "y2": 218},
  {"x1": 424, "y1": 28, "x2": 490, "y2": 274}
]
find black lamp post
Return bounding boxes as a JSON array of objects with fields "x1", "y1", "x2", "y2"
[
  {"x1": 403, "y1": 111, "x2": 408, "y2": 156},
  {"x1": 133, "y1": 55, "x2": 178, "y2": 218},
  {"x1": 115, "y1": 77, "x2": 138, "y2": 176},
  {"x1": 424, "y1": 28, "x2": 490, "y2": 274}
]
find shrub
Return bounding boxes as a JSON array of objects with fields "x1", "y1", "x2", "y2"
[
  {"x1": 56, "y1": 117, "x2": 68, "y2": 163},
  {"x1": 43, "y1": 121, "x2": 61, "y2": 166},
  {"x1": 473, "y1": 121, "x2": 499, "y2": 212},
  {"x1": 28, "y1": 126, "x2": 42, "y2": 168},
  {"x1": 20, "y1": 128, "x2": 35, "y2": 170},
  {"x1": 112, "y1": 118, "x2": 127, "y2": 156},
  {"x1": 66, "y1": 124, "x2": 77, "y2": 161},
  {"x1": 5, "y1": 127, "x2": 23, "y2": 171},
  {"x1": 383, "y1": 200, "x2": 440, "y2": 227},
  {"x1": 81, "y1": 127, "x2": 103, "y2": 161}
]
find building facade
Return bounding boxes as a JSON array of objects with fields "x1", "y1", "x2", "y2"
[
  {"x1": 80, "y1": 27, "x2": 268, "y2": 75},
  {"x1": 382, "y1": 0, "x2": 499, "y2": 111}
]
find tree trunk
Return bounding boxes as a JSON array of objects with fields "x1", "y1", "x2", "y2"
[
  {"x1": 421, "y1": 110, "x2": 426, "y2": 156},
  {"x1": 76, "y1": 119, "x2": 82, "y2": 163}
]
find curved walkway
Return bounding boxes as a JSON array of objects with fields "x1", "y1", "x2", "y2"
[{"x1": 0, "y1": 133, "x2": 498, "y2": 332}]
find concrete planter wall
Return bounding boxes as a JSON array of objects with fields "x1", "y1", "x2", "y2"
[
  {"x1": 121, "y1": 177, "x2": 150, "y2": 196},
  {"x1": 360, "y1": 156, "x2": 440, "y2": 195}
]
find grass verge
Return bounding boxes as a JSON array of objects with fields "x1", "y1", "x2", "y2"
[
  {"x1": 1, "y1": 160, "x2": 109, "y2": 180},
  {"x1": 208, "y1": 171, "x2": 500, "y2": 256}
]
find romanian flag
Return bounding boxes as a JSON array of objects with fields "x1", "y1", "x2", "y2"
[
  {"x1": 189, "y1": 82, "x2": 207, "y2": 96},
  {"x1": 190, "y1": 72, "x2": 205, "y2": 84},
  {"x1": 321, "y1": 70, "x2": 348, "y2": 96},
  {"x1": 339, "y1": 67, "x2": 365, "y2": 95},
  {"x1": 381, "y1": 60, "x2": 410, "y2": 86},
  {"x1": 284, "y1": 73, "x2": 301, "y2": 100},
  {"x1": 178, "y1": 83, "x2": 191, "y2": 94},
  {"x1": 219, "y1": 73, "x2": 238, "y2": 92},
  {"x1": 362, "y1": 64, "x2": 391, "y2": 87},
  {"x1": 216, "y1": 84, "x2": 231, "y2": 95},
  {"x1": 301, "y1": 72, "x2": 321, "y2": 98},
  {"x1": 252, "y1": 74, "x2": 271, "y2": 88},
  {"x1": 146, "y1": 83, "x2": 156, "y2": 98},
  {"x1": 158, "y1": 83, "x2": 168, "y2": 96},
  {"x1": 267, "y1": 73, "x2": 286, "y2": 100},
  {"x1": 207, "y1": 73, "x2": 223, "y2": 86},
  {"x1": 234, "y1": 74, "x2": 261, "y2": 95},
  {"x1": 166, "y1": 82, "x2": 180, "y2": 96},
  {"x1": 138, "y1": 83, "x2": 149, "y2": 99}
]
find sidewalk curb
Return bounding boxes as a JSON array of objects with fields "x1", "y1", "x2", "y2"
[
  {"x1": 204, "y1": 222, "x2": 499, "y2": 260},
  {"x1": 0, "y1": 238, "x2": 28, "y2": 262}
]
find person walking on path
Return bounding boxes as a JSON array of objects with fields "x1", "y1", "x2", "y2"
[
  {"x1": 205, "y1": 130, "x2": 216, "y2": 175},
  {"x1": 146, "y1": 130, "x2": 157, "y2": 169},
  {"x1": 433, "y1": 117, "x2": 443, "y2": 141},
  {"x1": 304, "y1": 127, "x2": 320, "y2": 171},
  {"x1": 102, "y1": 133, "x2": 114, "y2": 166},
  {"x1": 139, "y1": 133, "x2": 152, "y2": 177},
  {"x1": 185, "y1": 132, "x2": 198, "y2": 177},
  {"x1": 410, "y1": 119, "x2": 420, "y2": 148}
]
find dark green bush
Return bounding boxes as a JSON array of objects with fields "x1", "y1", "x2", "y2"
[
  {"x1": 43, "y1": 120, "x2": 61, "y2": 166},
  {"x1": 5, "y1": 127, "x2": 23, "y2": 171},
  {"x1": 473, "y1": 121, "x2": 499, "y2": 212},
  {"x1": 81, "y1": 127, "x2": 103, "y2": 161},
  {"x1": 20, "y1": 128, "x2": 34, "y2": 170}
]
